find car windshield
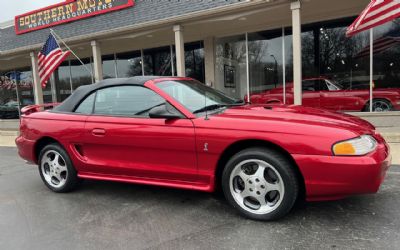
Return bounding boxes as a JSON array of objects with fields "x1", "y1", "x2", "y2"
[
  {"x1": 327, "y1": 79, "x2": 344, "y2": 90},
  {"x1": 157, "y1": 80, "x2": 243, "y2": 114}
]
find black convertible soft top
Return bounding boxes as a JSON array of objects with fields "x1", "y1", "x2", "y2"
[{"x1": 54, "y1": 76, "x2": 161, "y2": 113}]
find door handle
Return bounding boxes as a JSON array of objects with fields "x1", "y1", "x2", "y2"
[{"x1": 92, "y1": 128, "x2": 106, "y2": 137}]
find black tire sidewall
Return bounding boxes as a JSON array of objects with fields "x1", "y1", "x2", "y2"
[
  {"x1": 372, "y1": 99, "x2": 392, "y2": 112},
  {"x1": 365, "y1": 99, "x2": 393, "y2": 112},
  {"x1": 222, "y1": 148, "x2": 299, "y2": 221},
  {"x1": 38, "y1": 143, "x2": 79, "y2": 193}
]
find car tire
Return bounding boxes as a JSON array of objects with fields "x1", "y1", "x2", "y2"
[
  {"x1": 38, "y1": 143, "x2": 81, "y2": 193},
  {"x1": 222, "y1": 147, "x2": 299, "y2": 221},
  {"x1": 364, "y1": 99, "x2": 393, "y2": 112}
]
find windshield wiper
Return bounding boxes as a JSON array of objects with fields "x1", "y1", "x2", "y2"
[{"x1": 193, "y1": 102, "x2": 245, "y2": 114}]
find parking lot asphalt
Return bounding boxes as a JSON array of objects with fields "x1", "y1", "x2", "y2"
[{"x1": 1, "y1": 146, "x2": 399, "y2": 250}]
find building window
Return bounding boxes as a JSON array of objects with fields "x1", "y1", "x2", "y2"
[
  {"x1": 248, "y1": 29, "x2": 284, "y2": 96},
  {"x1": 215, "y1": 35, "x2": 247, "y2": 99},
  {"x1": 116, "y1": 51, "x2": 142, "y2": 77},
  {"x1": 70, "y1": 58, "x2": 94, "y2": 91},
  {"x1": 215, "y1": 17, "x2": 399, "y2": 112},
  {"x1": 0, "y1": 68, "x2": 35, "y2": 119},
  {"x1": 54, "y1": 61, "x2": 72, "y2": 102},
  {"x1": 15, "y1": 68, "x2": 35, "y2": 107},
  {"x1": 371, "y1": 20, "x2": 400, "y2": 112},
  {"x1": 185, "y1": 41, "x2": 205, "y2": 83},
  {"x1": 143, "y1": 46, "x2": 173, "y2": 76},
  {"x1": 102, "y1": 54, "x2": 117, "y2": 79},
  {"x1": 0, "y1": 71, "x2": 20, "y2": 119},
  {"x1": 293, "y1": 18, "x2": 371, "y2": 111}
]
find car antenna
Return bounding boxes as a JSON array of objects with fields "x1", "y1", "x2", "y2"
[{"x1": 205, "y1": 90, "x2": 209, "y2": 120}]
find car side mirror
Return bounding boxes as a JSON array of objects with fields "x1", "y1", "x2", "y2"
[{"x1": 149, "y1": 103, "x2": 182, "y2": 120}]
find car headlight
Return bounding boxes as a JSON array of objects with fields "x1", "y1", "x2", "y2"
[{"x1": 332, "y1": 135, "x2": 377, "y2": 156}]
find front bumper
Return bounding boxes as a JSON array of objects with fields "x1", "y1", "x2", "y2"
[{"x1": 293, "y1": 141, "x2": 391, "y2": 201}]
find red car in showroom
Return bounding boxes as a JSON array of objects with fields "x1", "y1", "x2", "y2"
[
  {"x1": 16, "y1": 76, "x2": 391, "y2": 221},
  {"x1": 248, "y1": 77, "x2": 400, "y2": 112}
]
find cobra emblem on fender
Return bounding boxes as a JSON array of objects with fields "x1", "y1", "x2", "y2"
[{"x1": 204, "y1": 143, "x2": 209, "y2": 152}]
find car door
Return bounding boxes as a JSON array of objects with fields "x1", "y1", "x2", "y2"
[
  {"x1": 301, "y1": 79, "x2": 320, "y2": 108},
  {"x1": 319, "y1": 79, "x2": 360, "y2": 111},
  {"x1": 79, "y1": 85, "x2": 198, "y2": 183}
]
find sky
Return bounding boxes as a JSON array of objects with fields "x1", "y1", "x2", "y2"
[{"x1": 0, "y1": 0, "x2": 61, "y2": 23}]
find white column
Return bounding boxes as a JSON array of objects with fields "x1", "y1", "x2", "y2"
[
  {"x1": 245, "y1": 32, "x2": 250, "y2": 103},
  {"x1": 91, "y1": 40, "x2": 103, "y2": 82},
  {"x1": 291, "y1": 1, "x2": 302, "y2": 105},
  {"x1": 204, "y1": 37, "x2": 215, "y2": 86},
  {"x1": 173, "y1": 25, "x2": 185, "y2": 77},
  {"x1": 30, "y1": 52, "x2": 44, "y2": 105},
  {"x1": 369, "y1": 29, "x2": 373, "y2": 112},
  {"x1": 282, "y1": 27, "x2": 286, "y2": 104}
]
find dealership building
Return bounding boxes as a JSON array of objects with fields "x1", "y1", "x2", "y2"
[{"x1": 1, "y1": 0, "x2": 400, "y2": 120}]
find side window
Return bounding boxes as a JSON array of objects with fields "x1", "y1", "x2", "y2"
[
  {"x1": 319, "y1": 80, "x2": 329, "y2": 91},
  {"x1": 93, "y1": 86, "x2": 165, "y2": 117},
  {"x1": 302, "y1": 80, "x2": 317, "y2": 91},
  {"x1": 75, "y1": 92, "x2": 96, "y2": 114}
]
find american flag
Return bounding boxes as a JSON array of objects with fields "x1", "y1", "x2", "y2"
[
  {"x1": 347, "y1": 0, "x2": 400, "y2": 37},
  {"x1": 356, "y1": 29, "x2": 400, "y2": 57},
  {"x1": 38, "y1": 34, "x2": 71, "y2": 88}
]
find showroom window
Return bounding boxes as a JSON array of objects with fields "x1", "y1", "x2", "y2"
[
  {"x1": 185, "y1": 41, "x2": 205, "y2": 83},
  {"x1": 280, "y1": 21, "x2": 370, "y2": 108},
  {"x1": 0, "y1": 68, "x2": 35, "y2": 119},
  {"x1": 102, "y1": 42, "x2": 205, "y2": 83},
  {"x1": 143, "y1": 46, "x2": 173, "y2": 76},
  {"x1": 215, "y1": 34, "x2": 247, "y2": 99},
  {"x1": 0, "y1": 71, "x2": 19, "y2": 119},
  {"x1": 116, "y1": 51, "x2": 143, "y2": 77},
  {"x1": 248, "y1": 29, "x2": 284, "y2": 97},
  {"x1": 54, "y1": 61, "x2": 72, "y2": 102},
  {"x1": 70, "y1": 58, "x2": 94, "y2": 91},
  {"x1": 371, "y1": 20, "x2": 400, "y2": 112},
  {"x1": 15, "y1": 68, "x2": 35, "y2": 107},
  {"x1": 102, "y1": 54, "x2": 117, "y2": 79},
  {"x1": 215, "y1": 17, "x2": 400, "y2": 112}
]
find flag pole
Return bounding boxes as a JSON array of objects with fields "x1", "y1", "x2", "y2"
[{"x1": 49, "y1": 29, "x2": 94, "y2": 81}]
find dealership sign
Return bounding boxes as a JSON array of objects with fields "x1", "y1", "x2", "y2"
[{"x1": 15, "y1": 0, "x2": 134, "y2": 35}]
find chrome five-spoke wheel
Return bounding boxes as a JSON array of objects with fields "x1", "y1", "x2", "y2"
[
  {"x1": 222, "y1": 148, "x2": 299, "y2": 221},
  {"x1": 41, "y1": 150, "x2": 68, "y2": 188},
  {"x1": 38, "y1": 143, "x2": 80, "y2": 193},
  {"x1": 229, "y1": 159, "x2": 284, "y2": 215}
]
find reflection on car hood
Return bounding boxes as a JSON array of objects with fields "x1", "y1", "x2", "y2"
[{"x1": 217, "y1": 104, "x2": 375, "y2": 133}]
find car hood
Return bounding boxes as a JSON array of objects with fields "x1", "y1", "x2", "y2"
[{"x1": 217, "y1": 104, "x2": 375, "y2": 134}]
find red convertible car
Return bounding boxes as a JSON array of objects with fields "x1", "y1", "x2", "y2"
[
  {"x1": 248, "y1": 77, "x2": 400, "y2": 112},
  {"x1": 16, "y1": 76, "x2": 391, "y2": 221}
]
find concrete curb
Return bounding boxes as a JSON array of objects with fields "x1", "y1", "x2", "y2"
[
  {"x1": 380, "y1": 133, "x2": 400, "y2": 143},
  {"x1": 0, "y1": 130, "x2": 19, "y2": 136},
  {"x1": 390, "y1": 143, "x2": 400, "y2": 165}
]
